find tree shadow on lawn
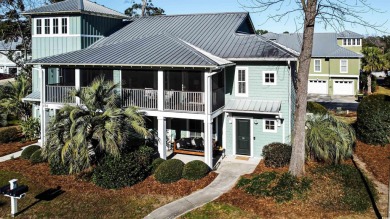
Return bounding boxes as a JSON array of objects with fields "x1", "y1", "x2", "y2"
[
  {"x1": 15, "y1": 186, "x2": 64, "y2": 216},
  {"x1": 351, "y1": 158, "x2": 382, "y2": 219}
]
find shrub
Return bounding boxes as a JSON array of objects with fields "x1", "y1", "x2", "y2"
[
  {"x1": 20, "y1": 145, "x2": 41, "y2": 159},
  {"x1": 49, "y1": 158, "x2": 70, "y2": 175},
  {"x1": 92, "y1": 145, "x2": 154, "y2": 189},
  {"x1": 154, "y1": 159, "x2": 184, "y2": 184},
  {"x1": 0, "y1": 126, "x2": 20, "y2": 143},
  {"x1": 306, "y1": 102, "x2": 328, "y2": 115},
  {"x1": 383, "y1": 76, "x2": 390, "y2": 87},
  {"x1": 356, "y1": 94, "x2": 390, "y2": 145},
  {"x1": 20, "y1": 117, "x2": 40, "y2": 141},
  {"x1": 151, "y1": 158, "x2": 165, "y2": 173},
  {"x1": 182, "y1": 160, "x2": 210, "y2": 180},
  {"x1": 30, "y1": 149, "x2": 45, "y2": 164},
  {"x1": 262, "y1": 142, "x2": 291, "y2": 168},
  {"x1": 237, "y1": 171, "x2": 311, "y2": 203},
  {"x1": 305, "y1": 114, "x2": 355, "y2": 164}
]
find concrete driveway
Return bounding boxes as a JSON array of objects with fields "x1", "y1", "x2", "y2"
[{"x1": 307, "y1": 94, "x2": 359, "y2": 111}]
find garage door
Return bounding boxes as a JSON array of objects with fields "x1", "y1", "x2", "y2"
[
  {"x1": 308, "y1": 80, "x2": 328, "y2": 94},
  {"x1": 333, "y1": 80, "x2": 354, "y2": 95}
]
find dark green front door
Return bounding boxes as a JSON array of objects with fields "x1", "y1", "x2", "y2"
[{"x1": 236, "y1": 119, "x2": 250, "y2": 156}]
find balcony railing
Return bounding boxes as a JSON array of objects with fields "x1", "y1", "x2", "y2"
[
  {"x1": 164, "y1": 90, "x2": 205, "y2": 113},
  {"x1": 46, "y1": 85, "x2": 75, "y2": 103},
  {"x1": 122, "y1": 88, "x2": 158, "y2": 109}
]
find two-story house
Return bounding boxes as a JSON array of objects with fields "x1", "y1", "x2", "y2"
[
  {"x1": 22, "y1": 0, "x2": 298, "y2": 168},
  {"x1": 263, "y1": 31, "x2": 363, "y2": 96}
]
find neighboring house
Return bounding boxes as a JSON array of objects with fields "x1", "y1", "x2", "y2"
[
  {"x1": 263, "y1": 31, "x2": 363, "y2": 96},
  {"x1": 0, "y1": 39, "x2": 24, "y2": 75},
  {"x1": 22, "y1": 0, "x2": 298, "y2": 168}
]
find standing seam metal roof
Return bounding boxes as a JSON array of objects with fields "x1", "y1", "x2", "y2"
[{"x1": 224, "y1": 99, "x2": 281, "y2": 113}]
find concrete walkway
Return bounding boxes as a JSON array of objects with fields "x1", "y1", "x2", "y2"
[
  {"x1": 145, "y1": 156, "x2": 259, "y2": 219},
  {"x1": 0, "y1": 146, "x2": 30, "y2": 162}
]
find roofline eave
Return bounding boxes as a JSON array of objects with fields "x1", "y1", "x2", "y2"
[
  {"x1": 223, "y1": 109, "x2": 281, "y2": 115},
  {"x1": 22, "y1": 10, "x2": 129, "y2": 19},
  {"x1": 226, "y1": 57, "x2": 298, "y2": 61}
]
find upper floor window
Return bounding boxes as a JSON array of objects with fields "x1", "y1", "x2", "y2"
[
  {"x1": 340, "y1": 60, "x2": 348, "y2": 73},
  {"x1": 263, "y1": 71, "x2": 277, "y2": 85},
  {"x1": 34, "y1": 17, "x2": 69, "y2": 36},
  {"x1": 235, "y1": 67, "x2": 248, "y2": 96},
  {"x1": 314, "y1": 59, "x2": 321, "y2": 72},
  {"x1": 342, "y1": 38, "x2": 361, "y2": 46}
]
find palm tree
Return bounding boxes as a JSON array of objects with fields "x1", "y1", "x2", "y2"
[
  {"x1": 305, "y1": 114, "x2": 355, "y2": 164},
  {"x1": 362, "y1": 47, "x2": 386, "y2": 94},
  {"x1": 43, "y1": 77, "x2": 150, "y2": 174},
  {"x1": 0, "y1": 75, "x2": 32, "y2": 122}
]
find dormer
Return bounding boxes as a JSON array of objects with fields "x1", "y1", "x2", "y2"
[
  {"x1": 337, "y1": 30, "x2": 363, "y2": 54},
  {"x1": 22, "y1": 0, "x2": 129, "y2": 59}
]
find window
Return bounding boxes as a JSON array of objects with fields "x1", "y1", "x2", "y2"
[
  {"x1": 264, "y1": 120, "x2": 276, "y2": 132},
  {"x1": 62, "y1": 18, "x2": 68, "y2": 34},
  {"x1": 53, "y1": 18, "x2": 59, "y2": 34},
  {"x1": 314, "y1": 59, "x2": 321, "y2": 72},
  {"x1": 356, "y1": 39, "x2": 361, "y2": 45},
  {"x1": 263, "y1": 71, "x2": 277, "y2": 85},
  {"x1": 235, "y1": 67, "x2": 248, "y2": 96},
  {"x1": 36, "y1": 19, "x2": 42, "y2": 34},
  {"x1": 44, "y1": 19, "x2": 50, "y2": 34},
  {"x1": 342, "y1": 38, "x2": 361, "y2": 46},
  {"x1": 340, "y1": 60, "x2": 348, "y2": 73}
]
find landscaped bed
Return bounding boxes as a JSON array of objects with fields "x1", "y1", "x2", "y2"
[
  {"x1": 0, "y1": 140, "x2": 37, "y2": 157},
  {"x1": 0, "y1": 159, "x2": 217, "y2": 218},
  {"x1": 183, "y1": 160, "x2": 378, "y2": 219}
]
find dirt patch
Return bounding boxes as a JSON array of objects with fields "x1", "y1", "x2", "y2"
[
  {"x1": 0, "y1": 140, "x2": 37, "y2": 157},
  {"x1": 354, "y1": 140, "x2": 390, "y2": 185}
]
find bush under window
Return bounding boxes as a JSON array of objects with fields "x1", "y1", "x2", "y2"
[{"x1": 262, "y1": 142, "x2": 291, "y2": 168}]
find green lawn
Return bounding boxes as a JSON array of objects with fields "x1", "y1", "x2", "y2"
[{"x1": 181, "y1": 202, "x2": 258, "y2": 219}]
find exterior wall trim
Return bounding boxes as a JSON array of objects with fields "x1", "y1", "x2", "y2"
[{"x1": 234, "y1": 66, "x2": 249, "y2": 97}]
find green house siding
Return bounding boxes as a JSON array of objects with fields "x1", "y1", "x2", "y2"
[
  {"x1": 337, "y1": 39, "x2": 362, "y2": 53},
  {"x1": 310, "y1": 58, "x2": 329, "y2": 74},
  {"x1": 329, "y1": 58, "x2": 360, "y2": 75},
  {"x1": 81, "y1": 15, "x2": 123, "y2": 36},
  {"x1": 32, "y1": 36, "x2": 82, "y2": 59},
  {"x1": 224, "y1": 62, "x2": 292, "y2": 157}
]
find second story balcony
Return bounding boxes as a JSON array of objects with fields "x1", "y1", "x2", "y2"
[{"x1": 43, "y1": 68, "x2": 225, "y2": 114}]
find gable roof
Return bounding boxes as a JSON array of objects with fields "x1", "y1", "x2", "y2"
[
  {"x1": 337, "y1": 30, "x2": 364, "y2": 39},
  {"x1": 22, "y1": 0, "x2": 128, "y2": 19},
  {"x1": 262, "y1": 32, "x2": 363, "y2": 58},
  {"x1": 31, "y1": 33, "x2": 233, "y2": 68}
]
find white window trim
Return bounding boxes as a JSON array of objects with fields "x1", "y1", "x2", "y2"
[
  {"x1": 262, "y1": 70, "x2": 277, "y2": 85},
  {"x1": 342, "y1": 38, "x2": 362, "y2": 47},
  {"x1": 314, "y1": 59, "x2": 321, "y2": 72},
  {"x1": 263, "y1": 119, "x2": 277, "y2": 133},
  {"x1": 33, "y1": 17, "x2": 69, "y2": 36},
  {"x1": 235, "y1": 67, "x2": 249, "y2": 97},
  {"x1": 340, "y1": 59, "x2": 348, "y2": 73}
]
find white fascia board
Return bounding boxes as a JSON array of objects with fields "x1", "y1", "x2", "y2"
[{"x1": 227, "y1": 57, "x2": 298, "y2": 61}]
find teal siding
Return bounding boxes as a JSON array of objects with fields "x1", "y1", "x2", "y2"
[
  {"x1": 224, "y1": 62, "x2": 292, "y2": 158},
  {"x1": 32, "y1": 37, "x2": 82, "y2": 59},
  {"x1": 32, "y1": 67, "x2": 41, "y2": 92},
  {"x1": 81, "y1": 14, "x2": 123, "y2": 36},
  {"x1": 69, "y1": 16, "x2": 81, "y2": 35}
]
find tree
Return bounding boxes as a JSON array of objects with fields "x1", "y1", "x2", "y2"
[
  {"x1": 256, "y1": 29, "x2": 268, "y2": 35},
  {"x1": 0, "y1": 75, "x2": 32, "y2": 122},
  {"x1": 125, "y1": 0, "x2": 165, "y2": 17},
  {"x1": 283, "y1": 31, "x2": 289, "y2": 34},
  {"x1": 42, "y1": 77, "x2": 150, "y2": 174},
  {"x1": 242, "y1": 0, "x2": 383, "y2": 176},
  {"x1": 362, "y1": 47, "x2": 386, "y2": 94}
]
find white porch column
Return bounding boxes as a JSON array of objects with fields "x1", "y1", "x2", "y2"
[
  {"x1": 158, "y1": 70, "x2": 164, "y2": 111},
  {"x1": 40, "y1": 67, "x2": 46, "y2": 146},
  {"x1": 204, "y1": 71, "x2": 213, "y2": 168},
  {"x1": 75, "y1": 69, "x2": 80, "y2": 105},
  {"x1": 157, "y1": 116, "x2": 167, "y2": 159}
]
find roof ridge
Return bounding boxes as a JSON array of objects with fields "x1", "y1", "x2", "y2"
[{"x1": 137, "y1": 11, "x2": 248, "y2": 19}]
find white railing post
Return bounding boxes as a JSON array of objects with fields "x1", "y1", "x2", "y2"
[
  {"x1": 158, "y1": 116, "x2": 166, "y2": 159},
  {"x1": 75, "y1": 69, "x2": 80, "y2": 105},
  {"x1": 158, "y1": 70, "x2": 164, "y2": 111}
]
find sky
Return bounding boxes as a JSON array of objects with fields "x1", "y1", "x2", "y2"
[{"x1": 96, "y1": 0, "x2": 390, "y2": 36}]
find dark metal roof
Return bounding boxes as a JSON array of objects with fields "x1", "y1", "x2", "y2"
[
  {"x1": 337, "y1": 30, "x2": 364, "y2": 39},
  {"x1": 224, "y1": 99, "x2": 281, "y2": 113},
  {"x1": 31, "y1": 33, "x2": 232, "y2": 67},
  {"x1": 22, "y1": 0, "x2": 128, "y2": 19},
  {"x1": 91, "y1": 12, "x2": 296, "y2": 59},
  {"x1": 263, "y1": 32, "x2": 363, "y2": 58}
]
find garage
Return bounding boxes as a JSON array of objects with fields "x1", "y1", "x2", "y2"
[
  {"x1": 333, "y1": 80, "x2": 354, "y2": 95},
  {"x1": 308, "y1": 80, "x2": 328, "y2": 94}
]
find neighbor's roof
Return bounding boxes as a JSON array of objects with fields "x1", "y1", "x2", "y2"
[
  {"x1": 0, "y1": 38, "x2": 23, "y2": 51},
  {"x1": 22, "y1": 0, "x2": 128, "y2": 19},
  {"x1": 23, "y1": 91, "x2": 41, "y2": 102},
  {"x1": 224, "y1": 99, "x2": 281, "y2": 114},
  {"x1": 31, "y1": 33, "x2": 233, "y2": 68},
  {"x1": 337, "y1": 30, "x2": 364, "y2": 39},
  {"x1": 262, "y1": 32, "x2": 363, "y2": 58}
]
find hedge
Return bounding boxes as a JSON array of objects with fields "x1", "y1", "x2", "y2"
[
  {"x1": 20, "y1": 145, "x2": 41, "y2": 160},
  {"x1": 154, "y1": 159, "x2": 184, "y2": 183},
  {"x1": 262, "y1": 142, "x2": 292, "y2": 168},
  {"x1": 182, "y1": 160, "x2": 210, "y2": 180}
]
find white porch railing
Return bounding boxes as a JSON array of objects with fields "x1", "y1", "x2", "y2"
[
  {"x1": 46, "y1": 85, "x2": 76, "y2": 103},
  {"x1": 122, "y1": 88, "x2": 158, "y2": 109},
  {"x1": 164, "y1": 90, "x2": 205, "y2": 113}
]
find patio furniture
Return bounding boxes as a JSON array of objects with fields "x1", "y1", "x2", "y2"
[{"x1": 173, "y1": 137, "x2": 218, "y2": 156}]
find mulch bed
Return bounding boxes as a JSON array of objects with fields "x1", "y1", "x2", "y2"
[
  {"x1": 0, "y1": 159, "x2": 217, "y2": 198},
  {"x1": 354, "y1": 140, "x2": 390, "y2": 185},
  {"x1": 0, "y1": 140, "x2": 37, "y2": 157}
]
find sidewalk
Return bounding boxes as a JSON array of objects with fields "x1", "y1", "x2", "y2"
[
  {"x1": 0, "y1": 145, "x2": 30, "y2": 162},
  {"x1": 144, "y1": 156, "x2": 259, "y2": 219}
]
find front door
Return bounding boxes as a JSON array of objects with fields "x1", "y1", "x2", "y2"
[{"x1": 236, "y1": 119, "x2": 250, "y2": 156}]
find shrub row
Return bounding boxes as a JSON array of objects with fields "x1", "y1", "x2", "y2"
[
  {"x1": 20, "y1": 145, "x2": 46, "y2": 164},
  {"x1": 0, "y1": 126, "x2": 20, "y2": 143},
  {"x1": 154, "y1": 159, "x2": 210, "y2": 184}
]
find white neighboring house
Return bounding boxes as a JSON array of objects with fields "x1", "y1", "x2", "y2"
[{"x1": 0, "y1": 38, "x2": 25, "y2": 75}]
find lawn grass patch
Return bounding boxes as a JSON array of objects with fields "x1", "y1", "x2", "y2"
[{"x1": 181, "y1": 202, "x2": 258, "y2": 219}]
